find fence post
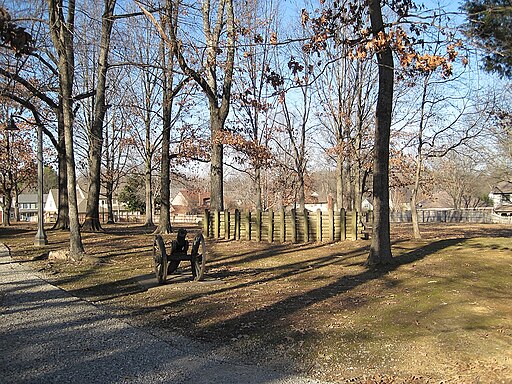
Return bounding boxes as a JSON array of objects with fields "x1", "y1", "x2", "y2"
[
  {"x1": 225, "y1": 210, "x2": 230, "y2": 239},
  {"x1": 255, "y1": 209, "x2": 262, "y2": 242},
  {"x1": 303, "y1": 209, "x2": 309, "y2": 243},
  {"x1": 268, "y1": 209, "x2": 274, "y2": 243},
  {"x1": 245, "y1": 210, "x2": 251, "y2": 240},
  {"x1": 352, "y1": 210, "x2": 358, "y2": 240},
  {"x1": 339, "y1": 208, "x2": 346, "y2": 241},
  {"x1": 214, "y1": 210, "x2": 220, "y2": 239},
  {"x1": 316, "y1": 209, "x2": 322, "y2": 242},
  {"x1": 280, "y1": 208, "x2": 286, "y2": 242},
  {"x1": 329, "y1": 209, "x2": 334, "y2": 242},
  {"x1": 290, "y1": 209, "x2": 297, "y2": 243},
  {"x1": 234, "y1": 209, "x2": 240, "y2": 240},
  {"x1": 203, "y1": 210, "x2": 210, "y2": 237}
]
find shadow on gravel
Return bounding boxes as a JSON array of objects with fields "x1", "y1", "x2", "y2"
[{"x1": 0, "y1": 269, "x2": 305, "y2": 384}]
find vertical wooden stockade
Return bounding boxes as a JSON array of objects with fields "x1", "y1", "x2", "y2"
[
  {"x1": 244, "y1": 210, "x2": 251, "y2": 240},
  {"x1": 316, "y1": 210, "x2": 322, "y2": 242},
  {"x1": 290, "y1": 210, "x2": 297, "y2": 243},
  {"x1": 279, "y1": 209, "x2": 286, "y2": 243},
  {"x1": 204, "y1": 208, "x2": 364, "y2": 243},
  {"x1": 303, "y1": 209, "x2": 310, "y2": 242},
  {"x1": 268, "y1": 209, "x2": 274, "y2": 243},
  {"x1": 255, "y1": 210, "x2": 262, "y2": 242},
  {"x1": 340, "y1": 208, "x2": 346, "y2": 240}
]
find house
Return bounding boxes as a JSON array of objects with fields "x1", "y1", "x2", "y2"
[
  {"x1": 44, "y1": 186, "x2": 88, "y2": 222},
  {"x1": 17, "y1": 193, "x2": 48, "y2": 222},
  {"x1": 171, "y1": 190, "x2": 210, "y2": 215},
  {"x1": 298, "y1": 192, "x2": 335, "y2": 212},
  {"x1": 44, "y1": 185, "x2": 130, "y2": 222},
  {"x1": 361, "y1": 198, "x2": 373, "y2": 212},
  {"x1": 0, "y1": 193, "x2": 48, "y2": 223},
  {"x1": 489, "y1": 181, "x2": 512, "y2": 216}
]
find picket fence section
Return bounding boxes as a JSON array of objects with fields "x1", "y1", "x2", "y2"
[{"x1": 202, "y1": 209, "x2": 364, "y2": 243}]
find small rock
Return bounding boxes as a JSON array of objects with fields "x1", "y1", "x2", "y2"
[{"x1": 48, "y1": 249, "x2": 70, "y2": 261}]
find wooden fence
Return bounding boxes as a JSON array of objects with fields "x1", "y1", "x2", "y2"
[{"x1": 202, "y1": 209, "x2": 365, "y2": 243}]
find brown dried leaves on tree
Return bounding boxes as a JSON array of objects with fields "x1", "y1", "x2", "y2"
[
  {"x1": 301, "y1": 2, "x2": 466, "y2": 77},
  {"x1": 0, "y1": 7, "x2": 33, "y2": 56}
]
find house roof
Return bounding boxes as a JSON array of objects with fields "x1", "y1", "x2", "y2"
[
  {"x1": 495, "y1": 204, "x2": 512, "y2": 213},
  {"x1": 16, "y1": 193, "x2": 48, "y2": 204},
  {"x1": 491, "y1": 181, "x2": 512, "y2": 195}
]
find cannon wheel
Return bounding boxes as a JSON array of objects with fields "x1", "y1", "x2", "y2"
[
  {"x1": 190, "y1": 233, "x2": 207, "y2": 281},
  {"x1": 153, "y1": 235, "x2": 168, "y2": 284}
]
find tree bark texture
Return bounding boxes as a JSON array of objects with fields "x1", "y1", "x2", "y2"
[
  {"x1": 144, "y1": 159, "x2": 154, "y2": 226},
  {"x1": 82, "y1": 0, "x2": 116, "y2": 232},
  {"x1": 155, "y1": 90, "x2": 173, "y2": 234},
  {"x1": 47, "y1": 0, "x2": 85, "y2": 258},
  {"x1": 52, "y1": 112, "x2": 69, "y2": 230},
  {"x1": 210, "y1": 115, "x2": 224, "y2": 211},
  {"x1": 366, "y1": 0, "x2": 393, "y2": 267}
]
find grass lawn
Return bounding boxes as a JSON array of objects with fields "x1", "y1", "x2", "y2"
[{"x1": 2, "y1": 222, "x2": 511, "y2": 383}]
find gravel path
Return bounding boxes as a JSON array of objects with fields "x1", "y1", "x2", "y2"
[{"x1": 0, "y1": 246, "x2": 330, "y2": 384}]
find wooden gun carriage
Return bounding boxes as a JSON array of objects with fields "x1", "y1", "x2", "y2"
[{"x1": 153, "y1": 228, "x2": 207, "y2": 284}]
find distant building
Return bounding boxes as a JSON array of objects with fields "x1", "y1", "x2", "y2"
[
  {"x1": 44, "y1": 186, "x2": 130, "y2": 222},
  {"x1": 44, "y1": 186, "x2": 88, "y2": 222},
  {"x1": 17, "y1": 193, "x2": 48, "y2": 222},
  {"x1": 489, "y1": 181, "x2": 512, "y2": 216},
  {"x1": 171, "y1": 190, "x2": 210, "y2": 215},
  {"x1": 361, "y1": 198, "x2": 373, "y2": 212}
]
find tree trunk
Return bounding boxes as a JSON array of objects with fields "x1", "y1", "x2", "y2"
[
  {"x1": 2, "y1": 191, "x2": 12, "y2": 226},
  {"x1": 48, "y1": 0, "x2": 85, "y2": 259},
  {"x1": 336, "y1": 151, "x2": 344, "y2": 210},
  {"x1": 354, "y1": 161, "x2": 362, "y2": 213},
  {"x1": 254, "y1": 166, "x2": 262, "y2": 210},
  {"x1": 144, "y1": 159, "x2": 154, "y2": 226},
  {"x1": 52, "y1": 113, "x2": 69, "y2": 230},
  {"x1": 411, "y1": 154, "x2": 422, "y2": 239},
  {"x1": 82, "y1": 0, "x2": 116, "y2": 232},
  {"x1": 167, "y1": 0, "x2": 234, "y2": 213},
  {"x1": 366, "y1": 0, "x2": 393, "y2": 267},
  {"x1": 83, "y1": 148, "x2": 103, "y2": 231},
  {"x1": 14, "y1": 187, "x2": 20, "y2": 222},
  {"x1": 154, "y1": 28, "x2": 174, "y2": 234},
  {"x1": 298, "y1": 172, "x2": 306, "y2": 212},
  {"x1": 209, "y1": 112, "x2": 224, "y2": 211},
  {"x1": 155, "y1": 106, "x2": 172, "y2": 233}
]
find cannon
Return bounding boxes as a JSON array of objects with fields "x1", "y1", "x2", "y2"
[{"x1": 153, "y1": 228, "x2": 207, "y2": 284}]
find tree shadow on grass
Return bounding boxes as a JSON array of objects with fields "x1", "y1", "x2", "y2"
[{"x1": 143, "y1": 238, "x2": 465, "y2": 346}]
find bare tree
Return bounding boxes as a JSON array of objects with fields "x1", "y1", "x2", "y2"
[
  {"x1": 315, "y1": 41, "x2": 376, "y2": 212},
  {"x1": 231, "y1": 0, "x2": 279, "y2": 210},
  {"x1": 0, "y1": 4, "x2": 70, "y2": 230},
  {"x1": 140, "y1": 0, "x2": 236, "y2": 211},
  {"x1": 81, "y1": 0, "x2": 117, "y2": 232},
  {"x1": 47, "y1": 0, "x2": 85, "y2": 258}
]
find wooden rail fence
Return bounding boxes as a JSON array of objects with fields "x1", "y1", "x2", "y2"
[{"x1": 202, "y1": 209, "x2": 365, "y2": 243}]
